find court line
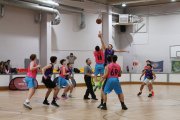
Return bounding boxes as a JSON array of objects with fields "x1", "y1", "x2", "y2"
[
  {"x1": 102, "y1": 110, "x2": 128, "y2": 120},
  {"x1": 0, "y1": 109, "x2": 62, "y2": 120}
]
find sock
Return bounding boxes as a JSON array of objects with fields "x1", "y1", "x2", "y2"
[
  {"x1": 25, "y1": 99, "x2": 30, "y2": 103},
  {"x1": 52, "y1": 97, "x2": 56, "y2": 102},
  {"x1": 101, "y1": 99, "x2": 103, "y2": 105},
  {"x1": 120, "y1": 101, "x2": 125, "y2": 106},
  {"x1": 62, "y1": 93, "x2": 66, "y2": 96},
  {"x1": 45, "y1": 97, "x2": 48, "y2": 101}
]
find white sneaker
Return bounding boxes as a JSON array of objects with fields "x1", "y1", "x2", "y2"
[{"x1": 23, "y1": 102, "x2": 32, "y2": 109}]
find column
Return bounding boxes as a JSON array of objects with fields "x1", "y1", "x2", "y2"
[
  {"x1": 102, "y1": 6, "x2": 112, "y2": 45},
  {"x1": 40, "y1": 13, "x2": 52, "y2": 67}
]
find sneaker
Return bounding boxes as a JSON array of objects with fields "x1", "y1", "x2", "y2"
[
  {"x1": 97, "y1": 104, "x2": 103, "y2": 109},
  {"x1": 101, "y1": 105, "x2": 107, "y2": 110},
  {"x1": 43, "y1": 100, "x2": 50, "y2": 105},
  {"x1": 148, "y1": 94, "x2": 152, "y2": 97},
  {"x1": 51, "y1": 101, "x2": 60, "y2": 107},
  {"x1": 84, "y1": 97, "x2": 90, "y2": 100},
  {"x1": 61, "y1": 95, "x2": 68, "y2": 100},
  {"x1": 137, "y1": 92, "x2": 142, "y2": 96},
  {"x1": 23, "y1": 102, "x2": 32, "y2": 110},
  {"x1": 122, "y1": 104, "x2": 128, "y2": 110},
  {"x1": 92, "y1": 98, "x2": 98, "y2": 100}
]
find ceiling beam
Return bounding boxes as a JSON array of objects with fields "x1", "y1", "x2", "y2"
[{"x1": 58, "y1": 0, "x2": 107, "y2": 13}]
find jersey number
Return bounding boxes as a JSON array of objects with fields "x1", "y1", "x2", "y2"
[
  {"x1": 110, "y1": 68, "x2": 119, "y2": 76},
  {"x1": 97, "y1": 55, "x2": 102, "y2": 60}
]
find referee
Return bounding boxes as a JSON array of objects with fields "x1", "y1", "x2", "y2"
[{"x1": 83, "y1": 58, "x2": 98, "y2": 100}]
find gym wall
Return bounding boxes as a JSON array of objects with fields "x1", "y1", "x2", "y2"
[
  {"x1": 0, "y1": 6, "x2": 40, "y2": 68},
  {"x1": 113, "y1": 3, "x2": 180, "y2": 73}
]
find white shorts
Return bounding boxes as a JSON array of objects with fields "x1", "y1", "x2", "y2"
[
  {"x1": 66, "y1": 80, "x2": 73, "y2": 86},
  {"x1": 143, "y1": 79, "x2": 153, "y2": 84}
]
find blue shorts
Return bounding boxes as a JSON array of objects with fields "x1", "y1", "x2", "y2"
[
  {"x1": 94, "y1": 63, "x2": 104, "y2": 75},
  {"x1": 58, "y1": 76, "x2": 68, "y2": 88},
  {"x1": 104, "y1": 78, "x2": 123, "y2": 95},
  {"x1": 25, "y1": 77, "x2": 36, "y2": 89}
]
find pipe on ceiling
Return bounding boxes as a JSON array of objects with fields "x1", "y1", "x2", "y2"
[
  {"x1": 0, "y1": 4, "x2": 5, "y2": 17},
  {"x1": 80, "y1": 13, "x2": 86, "y2": 29},
  {"x1": 0, "y1": 0, "x2": 61, "y2": 25},
  {"x1": 19, "y1": 0, "x2": 59, "y2": 8},
  {"x1": 59, "y1": 4, "x2": 84, "y2": 13}
]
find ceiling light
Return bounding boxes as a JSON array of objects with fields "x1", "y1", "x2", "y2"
[
  {"x1": 171, "y1": 0, "x2": 176, "y2": 2},
  {"x1": 122, "y1": 3, "x2": 127, "y2": 7}
]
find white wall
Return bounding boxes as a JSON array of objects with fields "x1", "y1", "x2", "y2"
[
  {"x1": 114, "y1": 3, "x2": 180, "y2": 73},
  {"x1": 0, "y1": 5, "x2": 122, "y2": 69},
  {"x1": 0, "y1": 6, "x2": 40, "y2": 68},
  {"x1": 51, "y1": 13, "x2": 102, "y2": 68}
]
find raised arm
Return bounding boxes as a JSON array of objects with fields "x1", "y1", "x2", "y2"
[{"x1": 98, "y1": 31, "x2": 106, "y2": 50}]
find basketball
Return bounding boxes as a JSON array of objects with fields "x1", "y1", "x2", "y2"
[{"x1": 96, "y1": 18, "x2": 102, "y2": 24}]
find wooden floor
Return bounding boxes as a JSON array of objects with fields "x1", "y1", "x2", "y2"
[{"x1": 0, "y1": 85, "x2": 180, "y2": 120}]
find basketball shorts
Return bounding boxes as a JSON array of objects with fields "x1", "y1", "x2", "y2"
[
  {"x1": 58, "y1": 76, "x2": 68, "y2": 88},
  {"x1": 42, "y1": 76, "x2": 56, "y2": 88},
  {"x1": 104, "y1": 78, "x2": 123, "y2": 95},
  {"x1": 25, "y1": 77, "x2": 36, "y2": 89},
  {"x1": 94, "y1": 63, "x2": 104, "y2": 75}
]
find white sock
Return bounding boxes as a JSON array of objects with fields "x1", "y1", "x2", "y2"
[{"x1": 25, "y1": 99, "x2": 30, "y2": 103}]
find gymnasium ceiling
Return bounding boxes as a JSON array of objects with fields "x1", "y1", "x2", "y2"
[{"x1": 88, "y1": 0, "x2": 180, "y2": 7}]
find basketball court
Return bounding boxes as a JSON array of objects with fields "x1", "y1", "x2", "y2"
[{"x1": 0, "y1": 85, "x2": 180, "y2": 120}]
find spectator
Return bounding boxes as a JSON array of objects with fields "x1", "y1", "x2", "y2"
[
  {"x1": 0, "y1": 60, "x2": 17, "y2": 74},
  {"x1": 0, "y1": 61, "x2": 5, "y2": 74},
  {"x1": 0, "y1": 61, "x2": 3, "y2": 74},
  {"x1": 66, "y1": 53, "x2": 77, "y2": 65},
  {"x1": 4, "y1": 60, "x2": 11, "y2": 74}
]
